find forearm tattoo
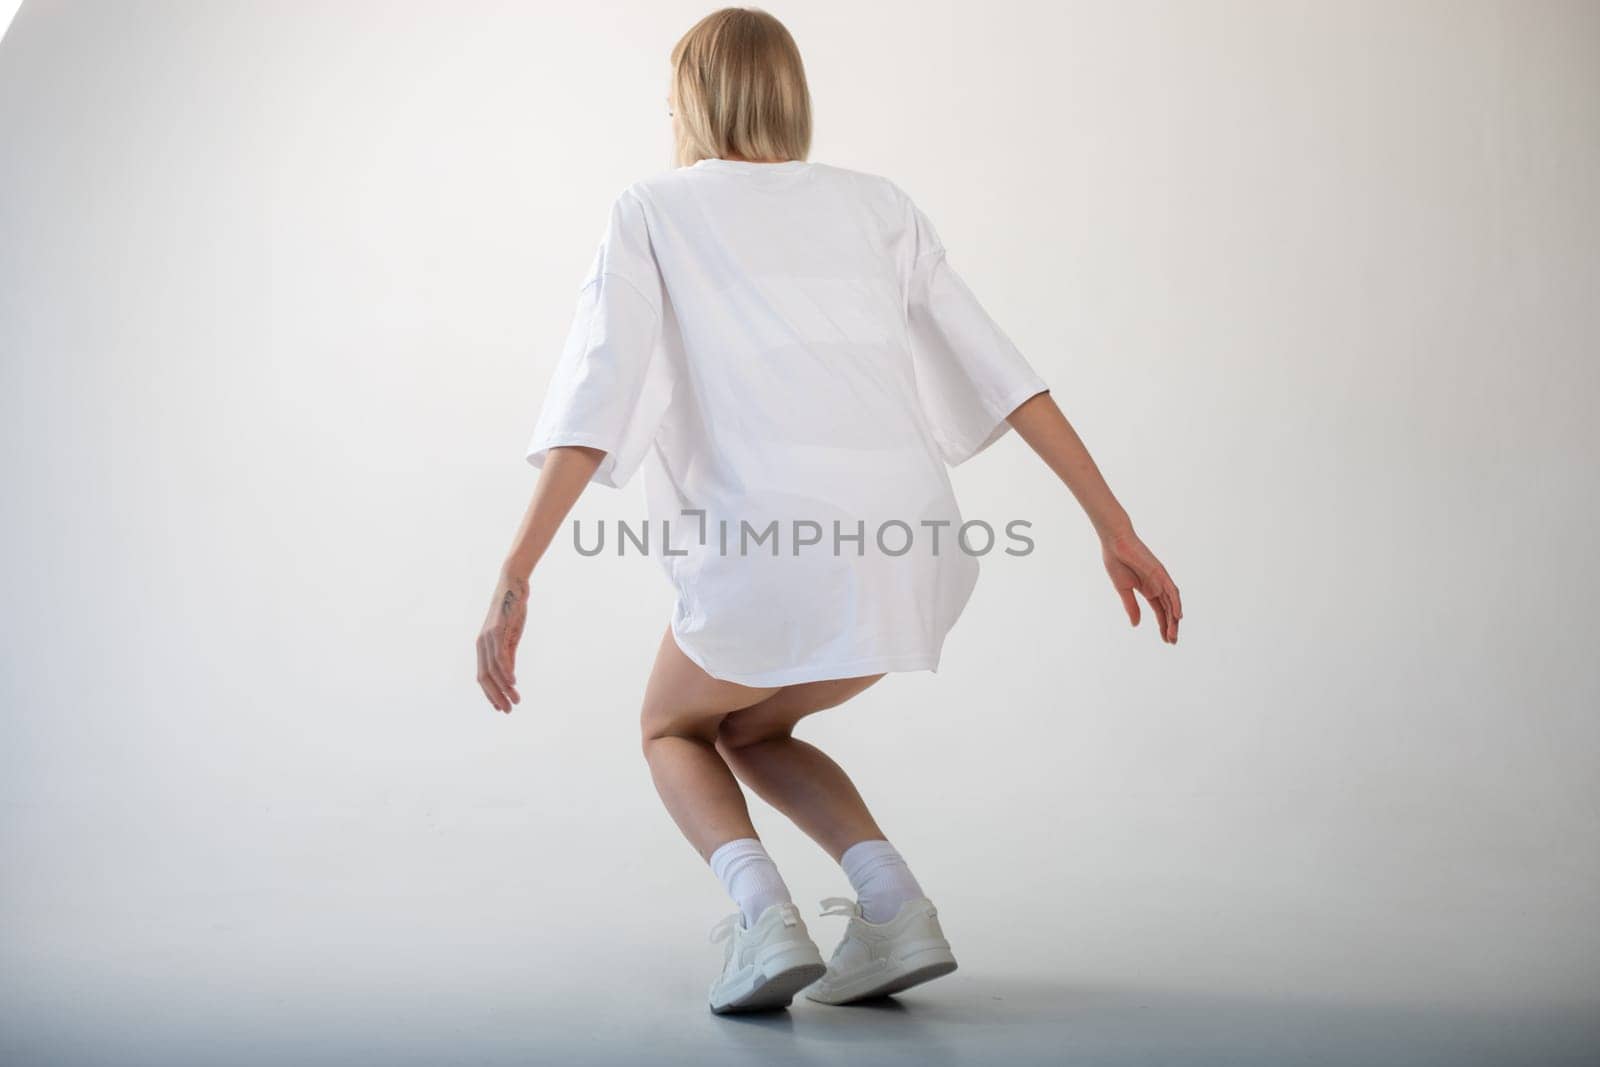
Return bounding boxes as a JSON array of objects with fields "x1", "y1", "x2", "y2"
[{"x1": 500, "y1": 579, "x2": 528, "y2": 618}]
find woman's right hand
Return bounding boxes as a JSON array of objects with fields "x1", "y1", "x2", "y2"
[
  {"x1": 473, "y1": 445, "x2": 606, "y2": 716},
  {"x1": 1102, "y1": 530, "x2": 1183, "y2": 645},
  {"x1": 476, "y1": 572, "x2": 529, "y2": 713}
]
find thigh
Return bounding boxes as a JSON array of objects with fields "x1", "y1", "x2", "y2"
[
  {"x1": 639, "y1": 626, "x2": 780, "y2": 743},
  {"x1": 718, "y1": 672, "x2": 887, "y2": 748}
]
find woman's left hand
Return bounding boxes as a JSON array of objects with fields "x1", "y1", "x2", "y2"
[
  {"x1": 1102, "y1": 530, "x2": 1183, "y2": 645},
  {"x1": 476, "y1": 572, "x2": 528, "y2": 713}
]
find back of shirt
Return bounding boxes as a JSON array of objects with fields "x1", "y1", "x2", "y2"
[
  {"x1": 527, "y1": 157, "x2": 1048, "y2": 499},
  {"x1": 524, "y1": 157, "x2": 1049, "y2": 685}
]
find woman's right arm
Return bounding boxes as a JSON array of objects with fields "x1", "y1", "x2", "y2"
[{"x1": 475, "y1": 445, "x2": 605, "y2": 713}]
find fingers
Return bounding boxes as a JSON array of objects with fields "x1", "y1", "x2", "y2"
[
  {"x1": 1118, "y1": 587, "x2": 1140, "y2": 627},
  {"x1": 1148, "y1": 582, "x2": 1172, "y2": 643},
  {"x1": 482, "y1": 630, "x2": 520, "y2": 709},
  {"x1": 476, "y1": 637, "x2": 507, "y2": 712},
  {"x1": 1137, "y1": 575, "x2": 1176, "y2": 644},
  {"x1": 1152, "y1": 565, "x2": 1182, "y2": 623},
  {"x1": 476, "y1": 634, "x2": 512, "y2": 713},
  {"x1": 1139, "y1": 563, "x2": 1181, "y2": 644},
  {"x1": 1151, "y1": 560, "x2": 1181, "y2": 626},
  {"x1": 1157, "y1": 570, "x2": 1181, "y2": 642},
  {"x1": 1147, "y1": 591, "x2": 1172, "y2": 644}
]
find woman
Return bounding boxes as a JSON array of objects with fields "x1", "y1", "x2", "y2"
[{"x1": 476, "y1": 7, "x2": 1181, "y2": 1013}]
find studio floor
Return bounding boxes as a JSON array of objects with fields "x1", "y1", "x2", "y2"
[
  {"x1": 3, "y1": 945, "x2": 1596, "y2": 1066},
  {"x1": 4, "y1": 807, "x2": 1596, "y2": 1067}
]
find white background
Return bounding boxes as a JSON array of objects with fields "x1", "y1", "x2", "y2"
[{"x1": 2, "y1": 2, "x2": 1596, "y2": 1063}]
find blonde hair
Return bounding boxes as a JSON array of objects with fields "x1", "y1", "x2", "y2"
[{"x1": 670, "y1": 8, "x2": 812, "y2": 168}]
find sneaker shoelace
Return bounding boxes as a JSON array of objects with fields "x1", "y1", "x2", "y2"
[
  {"x1": 709, "y1": 912, "x2": 744, "y2": 944},
  {"x1": 818, "y1": 896, "x2": 860, "y2": 919},
  {"x1": 815, "y1": 898, "x2": 863, "y2": 966}
]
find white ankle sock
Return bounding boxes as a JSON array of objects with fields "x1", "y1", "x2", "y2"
[
  {"x1": 709, "y1": 837, "x2": 792, "y2": 927},
  {"x1": 840, "y1": 839, "x2": 925, "y2": 923}
]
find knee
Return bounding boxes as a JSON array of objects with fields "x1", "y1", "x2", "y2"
[
  {"x1": 639, "y1": 708, "x2": 672, "y2": 758},
  {"x1": 715, "y1": 709, "x2": 792, "y2": 754},
  {"x1": 640, "y1": 701, "x2": 715, "y2": 758}
]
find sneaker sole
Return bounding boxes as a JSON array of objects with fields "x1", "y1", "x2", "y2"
[
  {"x1": 805, "y1": 947, "x2": 959, "y2": 1005},
  {"x1": 710, "y1": 959, "x2": 829, "y2": 1014}
]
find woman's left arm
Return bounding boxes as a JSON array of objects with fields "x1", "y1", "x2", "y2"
[{"x1": 1006, "y1": 391, "x2": 1183, "y2": 644}]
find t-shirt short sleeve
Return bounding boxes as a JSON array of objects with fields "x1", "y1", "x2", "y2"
[
  {"x1": 900, "y1": 195, "x2": 1049, "y2": 466},
  {"x1": 526, "y1": 188, "x2": 675, "y2": 488}
]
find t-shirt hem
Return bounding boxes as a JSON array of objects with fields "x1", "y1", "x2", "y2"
[
  {"x1": 526, "y1": 431, "x2": 626, "y2": 487},
  {"x1": 669, "y1": 626, "x2": 942, "y2": 688}
]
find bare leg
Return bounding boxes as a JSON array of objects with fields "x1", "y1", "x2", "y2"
[
  {"x1": 639, "y1": 627, "x2": 780, "y2": 859},
  {"x1": 714, "y1": 675, "x2": 888, "y2": 861}
]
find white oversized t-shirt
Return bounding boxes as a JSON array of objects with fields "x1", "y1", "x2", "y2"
[{"x1": 528, "y1": 158, "x2": 1048, "y2": 686}]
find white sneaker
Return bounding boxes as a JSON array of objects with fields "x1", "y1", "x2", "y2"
[
  {"x1": 707, "y1": 902, "x2": 827, "y2": 1014},
  {"x1": 804, "y1": 896, "x2": 958, "y2": 1005}
]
